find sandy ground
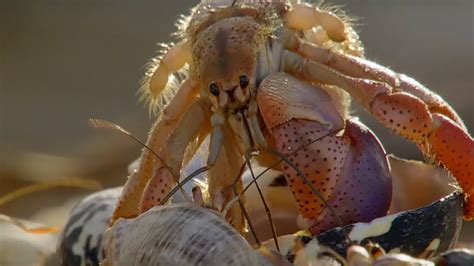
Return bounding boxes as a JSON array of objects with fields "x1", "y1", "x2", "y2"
[{"x1": 0, "y1": 0, "x2": 473, "y2": 264}]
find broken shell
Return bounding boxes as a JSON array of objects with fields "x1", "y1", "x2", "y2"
[
  {"x1": 102, "y1": 203, "x2": 268, "y2": 266},
  {"x1": 261, "y1": 156, "x2": 464, "y2": 260},
  {"x1": 315, "y1": 191, "x2": 463, "y2": 257}
]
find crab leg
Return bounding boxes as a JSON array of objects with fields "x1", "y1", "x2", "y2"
[
  {"x1": 283, "y1": 31, "x2": 466, "y2": 129},
  {"x1": 257, "y1": 73, "x2": 392, "y2": 234},
  {"x1": 207, "y1": 124, "x2": 246, "y2": 232},
  {"x1": 283, "y1": 51, "x2": 474, "y2": 220},
  {"x1": 138, "y1": 99, "x2": 213, "y2": 213},
  {"x1": 111, "y1": 80, "x2": 200, "y2": 223}
]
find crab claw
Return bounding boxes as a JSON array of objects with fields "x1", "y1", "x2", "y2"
[{"x1": 257, "y1": 73, "x2": 392, "y2": 234}]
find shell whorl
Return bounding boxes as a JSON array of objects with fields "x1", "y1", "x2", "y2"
[{"x1": 103, "y1": 204, "x2": 266, "y2": 266}]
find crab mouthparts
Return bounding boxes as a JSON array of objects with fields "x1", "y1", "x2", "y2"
[{"x1": 219, "y1": 86, "x2": 248, "y2": 107}]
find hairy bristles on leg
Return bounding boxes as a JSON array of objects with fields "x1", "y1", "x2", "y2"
[
  {"x1": 300, "y1": 1, "x2": 364, "y2": 57},
  {"x1": 139, "y1": 45, "x2": 190, "y2": 115}
]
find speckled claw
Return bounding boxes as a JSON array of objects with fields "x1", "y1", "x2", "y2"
[{"x1": 258, "y1": 73, "x2": 392, "y2": 234}]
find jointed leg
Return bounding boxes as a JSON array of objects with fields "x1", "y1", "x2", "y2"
[
  {"x1": 207, "y1": 125, "x2": 247, "y2": 233},
  {"x1": 111, "y1": 80, "x2": 200, "y2": 223},
  {"x1": 283, "y1": 32, "x2": 466, "y2": 128},
  {"x1": 138, "y1": 99, "x2": 212, "y2": 213}
]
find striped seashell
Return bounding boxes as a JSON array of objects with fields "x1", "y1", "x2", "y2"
[{"x1": 102, "y1": 203, "x2": 270, "y2": 266}]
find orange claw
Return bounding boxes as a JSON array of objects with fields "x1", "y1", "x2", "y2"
[{"x1": 429, "y1": 114, "x2": 474, "y2": 220}]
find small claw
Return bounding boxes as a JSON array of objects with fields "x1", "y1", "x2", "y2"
[{"x1": 429, "y1": 114, "x2": 474, "y2": 220}]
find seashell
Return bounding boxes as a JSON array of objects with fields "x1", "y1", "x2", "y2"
[
  {"x1": 430, "y1": 249, "x2": 474, "y2": 265},
  {"x1": 59, "y1": 156, "x2": 467, "y2": 265},
  {"x1": 57, "y1": 163, "x2": 284, "y2": 265},
  {"x1": 58, "y1": 187, "x2": 122, "y2": 265},
  {"x1": 102, "y1": 203, "x2": 268, "y2": 266},
  {"x1": 372, "y1": 253, "x2": 434, "y2": 266},
  {"x1": 260, "y1": 156, "x2": 465, "y2": 260}
]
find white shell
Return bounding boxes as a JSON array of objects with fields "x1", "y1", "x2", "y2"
[{"x1": 102, "y1": 204, "x2": 268, "y2": 266}]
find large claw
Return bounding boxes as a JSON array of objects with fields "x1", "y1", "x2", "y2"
[{"x1": 258, "y1": 73, "x2": 392, "y2": 234}]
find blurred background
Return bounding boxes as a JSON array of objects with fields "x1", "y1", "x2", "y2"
[{"x1": 0, "y1": 0, "x2": 472, "y2": 264}]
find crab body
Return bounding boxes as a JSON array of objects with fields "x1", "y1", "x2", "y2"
[{"x1": 110, "y1": 0, "x2": 473, "y2": 237}]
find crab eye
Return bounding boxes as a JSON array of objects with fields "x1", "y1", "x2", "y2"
[
  {"x1": 239, "y1": 75, "x2": 249, "y2": 88},
  {"x1": 209, "y1": 83, "x2": 219, "y2": 96}
]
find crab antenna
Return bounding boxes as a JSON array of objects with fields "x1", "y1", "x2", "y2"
[
  {"x1": 244, "y1": 155, "x2": 281, "y2": 252},
  {"x1": 88, "y1": 118, "x2": 192, "y2": 202},
  {"x1": 223, "y1": 160, "x2": 262, "y2": 247},
  {"x1": 266, "y1": 148, "x2": 352, "y2": 244}
]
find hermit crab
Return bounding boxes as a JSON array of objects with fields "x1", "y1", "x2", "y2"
[{"x1": 109, "y1": 0, "x2": 473, "y2": 241}]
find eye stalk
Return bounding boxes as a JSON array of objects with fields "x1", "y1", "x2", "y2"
[
  {"x1": 209, "y1": 82, "x2": 219, "y2": 96},
  {"x1": 239, "y1": 75, "x2": 249, "y2": 89}
]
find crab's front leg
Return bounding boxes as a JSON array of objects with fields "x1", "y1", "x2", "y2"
[
  {"x1": 138, "y1": 99, "x2": 214, "y2": 213},
  {"x1": 111, "y1": 79, "x2": 200, "y2": 223},
  {"x1": 282, "y1": 49, "x2": 474, "y2": 220},
  {"x1": 257, "y1": 73, "x2": 392, "y2": 235},
  {"x1": 111, "y1": 96, "x2": 212, "y2": 224}
]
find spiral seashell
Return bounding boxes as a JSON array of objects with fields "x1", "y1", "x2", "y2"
[
  {"x1": 102, "y1": 203, "x2": 269, "y2": 266},
  {"x1": 58, "y1": 187, "x2": 122, "y2": 265}
]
